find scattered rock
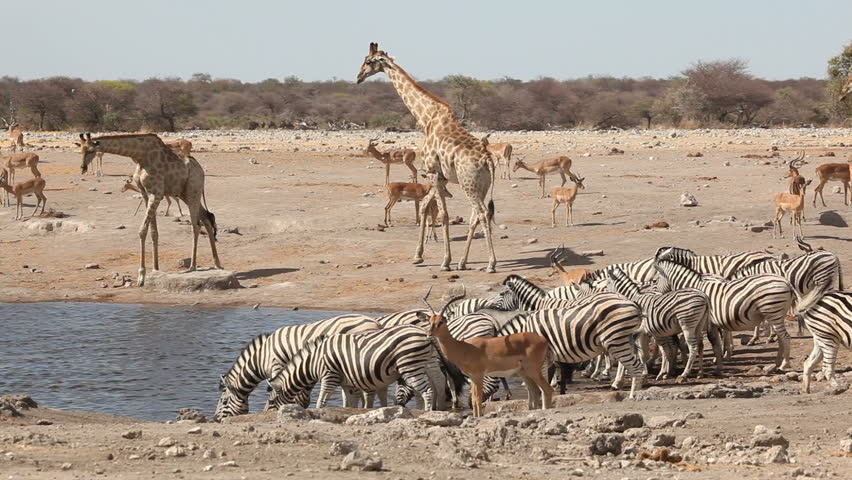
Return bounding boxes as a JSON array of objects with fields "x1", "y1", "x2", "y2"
[
  {"x1": 832, "y1": 185, "x2": 843, "y2": 194},
  {"x1": 143, "y1": 270, "x2": 241, "y2": 293},
  {"x1": 177, "y1": 258, "x2": 192, "y2": 268},
  {"x1": 345, "y1": 406, "x2": 411, "y2": 426},
  {"x1": 203, "y1": 465, "x2": 214, "y2": 472},
  {"x1": 177, "y1": 408, "x2": 207, "y2": 423},
  {"x1": 158, "y1": 437, "x2": 176, "y2": 447},
  {"x1": 596, "y1": 413, "x2": 644, "y2": 432},
  {"x1": 839, "y1": 439, "x2": 852, "y2": 454},
  {"x1": 330, "y1": 440, "x2": 358, "y2": 456},
  {"x1": 277, "y1": 404, "x2": 311, "y2": 422},
  {"x1": 449, "y1": 216, "x2": 464, "y2": 225},
  {"x1": 646, "y1": 416, "x2": 678, "y2": 429},
  {"x1": 121, "y1": 430, "x2": 142, "y2": 440},
  {"x1": 581, "y1": 249, "x2": 605, "y2": 256},
  {"x1": 751, "y1": 434, "x2": 789, "y2": 448},
  {"x1": 35, "y1": 419, "x2": 53, "y2": 425},
  {"x1": 220, "y1": 460, "x2": 238, "y2": 468},
  {"x1": 417, "y1": 411, "x2": 464, "y2": 427},
  {"x1": 85, "y1": 263, "x2": 100, "y2": 269},
  {"x1": 723, "y1": 161, "x2": 731, "y2": 166},
  {"x1": 187, "y1": 427, "x2": 202, "y2": 435},
  {"x1": 686, "y1": 152, "x2": 703, "y2": 157},
  {"x1": 527, "y1": 238, "x2": 538, "y2": 245},
  {"x1": 165, "y1": 446, "x2": 186, "y2": 458},
  {"x1": 764, "y1": 445, "x2": 790, "y2": 464},
  {"x1": 643, "y1": 221, "x2": 669, "y2": 229},
  {"x1": 680, "y1": 193, "x2": 698, "y2": 207},
  {"x1": 588, "y1": 433, "x2": 625, "y2": 455},
  {"x1": 650, "y1": 433, "x2": 676, "y2": 447},
  {"x1": 60, "y1": 463, "x2": 72, "y2": 471},
  {"x1": 340, "y1": 451, "x2": 383, "y2": 471},
  {"x1": 824, "y1": 382, "x2": 849, "y2": 395}
]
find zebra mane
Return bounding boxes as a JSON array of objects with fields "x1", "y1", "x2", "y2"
[
  {"x1": 495, "y1": 312, "x2": 528, "y2": 336},
  {"x1": 223, "y1": 333, "x2": 270, "y2": 384},
  {"x1": 607, "y1": 266, "x2": 641, "y2": 298},
  {"x1": 656, "y1": 258, "x2": 701, "y2": 281},
  {"x1": 268, "y1": 335, "x2": 327, "y2": 391},
  {"x1": 503, "y1": 275, "x2": 544, "y2": 295},
  {"x1": 655, "y1": 246, "x2": 695, "y2": 263}
]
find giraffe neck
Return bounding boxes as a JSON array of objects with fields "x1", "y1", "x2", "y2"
[
  {"x1": 94, "y1": 136, "x2": 163, "y2": 167},
  {"x1": 385, "y1": 63, "x2": 453, "y2": 130}
]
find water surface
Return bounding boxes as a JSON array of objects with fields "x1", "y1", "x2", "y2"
[{"x1": 0, "y1": 302, "x2": 364, "y2": 421}]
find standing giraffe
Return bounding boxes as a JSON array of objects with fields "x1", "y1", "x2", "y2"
[
  {"x1": 357, "y1": 42, "x2": 497, "y2": 272},
  {"x1": 75, "y1": 133, "x2": 222, "y2": 286},
  {"x1": 839, "y1": 74, "x2": 852, "y2": 101}
]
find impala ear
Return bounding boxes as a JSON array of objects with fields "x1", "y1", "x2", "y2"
[
  {"x1": 73, "y1": 142, "x2": 80, "y2": 147},
  {"x1": 79, "y1": 133, "x2": 85, "y2": 141}
]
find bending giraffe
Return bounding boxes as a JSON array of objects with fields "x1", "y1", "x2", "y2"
[
  {"x1": 357, "y1": 42, "x2": 497, "y2": 272},
  {"x1": 75, "y1": 133, "x2": 222, "y2": 286}
]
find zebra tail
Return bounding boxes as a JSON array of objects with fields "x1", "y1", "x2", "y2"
[
  {"x1": 432, "y1": 340, "x2": 466, "y2": 399},
  {"x1": 838, "y1": 261, "x2": 845, "y2": 290},
  {"x1": 794, "y1": 284, "x2": 826, "y2": 318}
]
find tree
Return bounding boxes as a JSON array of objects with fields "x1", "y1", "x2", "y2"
[
  {"x1": 446, "y1": 75, "x2": 486, "y2": 124},
  {"x1": 135, "y1": 79, "x2": 197, "y2": 131},
  {"x1": 630, "y1": 98, "x2": 654, "y2": 128},
  {"x1": 18, "y1": 78, "x2": 74, "y2": 130},
  {"x1": 682, "y1": 59, "x2": 771, "y2": 125},
  {"x1": 827, "y1": 41, "x2": 852, "y2": 120},
  {"x1": 66, "y1": 80, "x2": 135, "y2": 130}
]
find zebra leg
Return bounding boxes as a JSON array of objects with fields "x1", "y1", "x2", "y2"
[
  {"x1": 400, "y1": 370, "x2": 434, "y2": 411},
  {"x1": 768, "y1": 317, "x2": 792, "y2": 370},
  {"x1": 317, "y1": 371, "x2": 342, "y2": 408},
  {"x1": 481, "y1": 377, "x2": 501, "y2": 403},
  {"x1": 607, "y1": 345, "x2": 645, "y2": 399},
  {"x1": 723, "y1": 329, "x2": 733, "y2": 360},
  {"x1": 636, "y1": 333, "x2": 652, "y2": 375},
  {"x1": 747, "y1": 322, "x2": 763, "y2": 346},
  {"x1": 395, "y1": 380, "x2": 414, "y2": 407},
  {"x1": 656, "y1": 338, "x2": 677, "y2": 380},
  {"x1": 376, "y1": 386, "x2": 388, "y2": 407},
  {"x1": 677, "y1": 326, "x2": 700, "y2": 383},
  {"x1": 500, "y1": 378, "x2": 513, "y2": 400},
  {"x1": 707, "y1": 325, "x2": 724, "y2": 375},
  {"x1": 802, "y1": 340, "x2": 823, "y2": 394},
  {"x1": 820, "y1": 338, "x2": 839, "y2": 387},
  {"x1": 424, "y1": 359, "x2": 447, "y2": 410}
]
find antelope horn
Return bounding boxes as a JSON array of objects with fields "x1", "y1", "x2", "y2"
[
  {"x1": 422, "y1": 286, "x2": 436, "y2": 314},
  {"x1": 439, "y1": 286, "x2": 467, "y2": 317},
  {"x1": 79, "y1": 133, "x2": 85, "y2": 141},
  {"x1": 86, "y1": 132, "x2": 92, "y2": 140}
]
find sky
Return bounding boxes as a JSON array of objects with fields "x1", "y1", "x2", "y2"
[{"x1": 7, "y1": 0, "x2": 851, "y2": 83}]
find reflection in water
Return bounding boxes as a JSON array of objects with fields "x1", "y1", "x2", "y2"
[{"x1": 0, "y1": 302, "x2": 365, "y2": 421}]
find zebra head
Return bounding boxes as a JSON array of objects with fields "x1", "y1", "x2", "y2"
[
  {"x1": 655, "y1": 246, "x2": 694, "y2": 265},
  {"x1": 267, "y1": 339, "x2": 325, "y2": 410},
  {"x1": 606, "y1": 266, "x2": 640, "y2": 299},
  {"x1": 214, "y1": 375, "x2": 249, "y2": 422},
  {"x1": 502, "y1": 275, "x2": 545, "y2": 310}
]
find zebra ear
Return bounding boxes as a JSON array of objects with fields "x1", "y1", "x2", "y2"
[
  {"x1": 218, "y1": 375, "x2": 226, "y2": 392},
  {"x1": 415, "y1": 311, "x2": 431, "y2": 323}
]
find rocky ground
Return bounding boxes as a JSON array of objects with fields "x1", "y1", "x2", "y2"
[
  {"x1": 3, "y1": 373, "x2": 852, "y2": 480},
  {"x1": 3, "y1": 128, "x2": 852, "y2": 479},
  {"x1": 1, "y1": 127, "x2": 852, "y2": 311}
]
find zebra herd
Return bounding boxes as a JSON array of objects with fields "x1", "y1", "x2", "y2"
[{"x1": 214, "y1": 243, "x2": 850, "y2": 421}]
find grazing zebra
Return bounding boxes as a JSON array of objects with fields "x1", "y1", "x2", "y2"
[
  {"x1": 214, "y1": 314, "x2": 379, "y2": 421},
  {"x1": 730, "y1": 250, "x2": 843, "y2": 337},
  {"x1": 581, "y1": 258, "x2": 657, "y2": 285},
  {"x1": 654, "y1": 258, "x2": 795, "y2": 370},
  {"x1": 375, "y1": 308, "x2": 430, "y2": 328},
  {"x1": 495, "y1": 293, "x2": 645, "y2": 398},
  {"x1": 499, "y1": 275, "x2": 589, "y2": 311},
  {"x1": 607, "y1": 266, "x2": 714, "y2": 381},
  {"x1": 267, "y1": 325, "x2": 444, "y2": 410},
  {"x1": 654, "y1": 246, "x2": 775, "y2": 278},
  {"x1": 796, "y1": 291, "x2": 852, "y2": 393},
  {"x1": 546, "y1": 282, "x2": 603, "y2": 301}
]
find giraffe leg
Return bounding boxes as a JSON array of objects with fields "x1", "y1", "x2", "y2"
[
  {"x1": 458, "y1": 208, "x2": 481, "y2": 271},
  {"x1": 413, "y1": 189, "x2": 436, "y2": 265},
  {"x1": 137, "y1": 197, "x2": 161, "y2": 286},
  {"x1": 436, "y1": 192, "x2": 452, "y2": 270},
  {"x1": 149, "y1": 197, "x2": 162, "y2": 272},
  {"x1": 203, "y1": 209, "x2": 222, "y2": 269},
  {"x1": 186, "y1": 202, "x2": 201, "y2": 273}
]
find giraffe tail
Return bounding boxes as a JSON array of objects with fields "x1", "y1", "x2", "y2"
[
  {"x1": 200, "y1": 208, "x2": 218, "y2": 242},
  {"x1": 487, "y1": 156, "x2": 496, "y2": 225}
]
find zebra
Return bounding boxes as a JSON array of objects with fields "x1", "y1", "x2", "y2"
[
  {"x1": 654, "y1": 246, "x2": 775, "y2": 278},
  {"x1": 267, "y1": 325, "x2": 444, "y2": 410},
  {"x1": 494, "y1": 292, "x2": 645, "y2": 398},
  {"x1": 729, "y1": 250, "x2": 843, "y2": 339},
  {"x1": 375, "y1": 308, "x2": 430, "y2": 328},
  {"x1": 498, "y1": 275, "x2": 589, "y2": 311},
  {"x1": 546, "y1": 282, "x2": 603, "y2": 301},
  {"x1": 795, "y1": 291, "x2": 852, "y2": 393},
  {"x1": 214, "y1": 314, "x2": 379, "y2": 421},
  {"x1": 654, "y1": 258, "x2": 795, "y2": 370},
  {"x1": 606, "y1": 266, "x2": 714, "y2": 381},
  {"x1": 581, "y1": 258, "x2": 657, "y2": 285}
]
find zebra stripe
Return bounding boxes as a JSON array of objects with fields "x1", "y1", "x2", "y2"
[
  {"x1": 268, "y1": 325, "x2": 441, "y2": 409},
  {"x1": 500, "y1": 275, "x2": 590, "y2": 311},
  {"x1": 656, "y1": 246, "x2": 775, "y2": 278},
  {"x1": 375, "y1": 309, "x2": 429, "y2": 328},
  {"x1": 655, "y1": 259, "x2": 795, "y2": 369},
  {"x1": 607, "y1": 266, "x2": 713, "y2": 380},
  {"x1": 729, "y1": 250, "x2": 842, "y2": 312},
  {"x1": 214, "y1": 314, "x2": 379, "y2": 420},
  {"x1": 582, "y1": 258, "x2": 657, "y2": 285},
  {"x1": 495, "y1": 292, "x2": 646, "y2": 398},
  {"x1": 798, "y1": 291, "x2": 852, "y2": 392}
]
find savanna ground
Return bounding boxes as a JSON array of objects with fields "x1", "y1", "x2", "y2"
[{"x1": 1, "y1": 128, "x2": 852, "y2": 479}]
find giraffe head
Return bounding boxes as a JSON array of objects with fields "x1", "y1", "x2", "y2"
[
  {"x1": 74, "y1": 133, "x2": 101, "y2": 174},
  {"x1": 357, "y1": 42, "x2": 393, "y2": 84},
  {"x1": 839, "y1": 74, "x2": 852, "y2": 102}
]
